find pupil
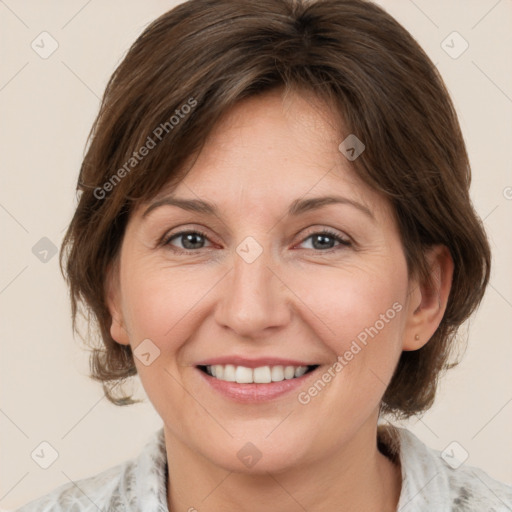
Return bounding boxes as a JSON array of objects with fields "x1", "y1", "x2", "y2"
[
  {"x1": 313, "y1": 234, "x2": 334, "y2": 250},
  {"x1": 183, "y1": 233, "x2": 203, "y2": 249}
]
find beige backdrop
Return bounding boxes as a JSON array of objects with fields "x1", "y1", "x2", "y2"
[{"x1": 1, "y1": 0, "x2": 511, "y2": 509}]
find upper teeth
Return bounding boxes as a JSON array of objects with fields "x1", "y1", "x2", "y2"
[{"x1": 205, "y1": 364, "x2": 310, "y2": 383}]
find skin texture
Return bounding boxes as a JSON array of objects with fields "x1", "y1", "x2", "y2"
[{"x1": 107, "y1": 88, "x2": 453, "y2": 512}]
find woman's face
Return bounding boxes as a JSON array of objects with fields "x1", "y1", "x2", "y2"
[{"x1": 108, "y1": 88, "x2": 425, "y2": 472}]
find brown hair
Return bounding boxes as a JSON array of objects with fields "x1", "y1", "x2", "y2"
[{"x1": 60, "y1": 0, "x2": 491, "y2": 418}]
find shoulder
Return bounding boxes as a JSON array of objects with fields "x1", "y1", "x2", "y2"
[
  {"x1": 379, "y1": 424, "x2": 512, "y2": 512},
  {"x1": 15, "y1": 428, "x2": 168, "y2": 512},
  {"x1": 15, "y1": 462, "x2": 125, "y2": 512}
]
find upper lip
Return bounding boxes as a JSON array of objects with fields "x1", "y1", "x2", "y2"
[{"x1": 195, "y1": 356, "x2": 318, "y2": 368}]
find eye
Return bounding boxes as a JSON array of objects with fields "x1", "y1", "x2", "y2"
[
  {"x1": 161, "y1": 227, "x2": 352, "y2": 255},
  {"x1": 297, "y1": 229, "x2": 352, "y2": 252},
  {"x1": 163, "y1": 229, "x2": 212, "y2": 253}
]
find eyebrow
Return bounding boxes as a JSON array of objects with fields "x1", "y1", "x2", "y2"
[{"x1": 142, "y1": 194, "x2": 375, "y2": 220}]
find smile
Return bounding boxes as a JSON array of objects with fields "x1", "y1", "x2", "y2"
[{"x1": 199, "y1": 364, "x2": 318, "y2": 383}]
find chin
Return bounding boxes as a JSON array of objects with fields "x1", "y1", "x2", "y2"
[{"x1": 209, "y1": 444, "x2": 307, "y2": 475}]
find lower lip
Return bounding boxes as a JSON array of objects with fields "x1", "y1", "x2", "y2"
[{"x1": 196, "y1": 367, "x2": 319, "y2": 402}]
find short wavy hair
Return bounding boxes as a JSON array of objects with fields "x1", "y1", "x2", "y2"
[{"x1": 60, "y1": 0, "x2": 491, "y2": 418}]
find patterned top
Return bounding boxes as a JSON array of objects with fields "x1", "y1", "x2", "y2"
[{"x1": 16, "y1": 425, "x2": 512, "y2": 511}]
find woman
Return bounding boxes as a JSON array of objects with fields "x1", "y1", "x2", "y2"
[{"x1": 17, "y1": 0, "x2": 512, "y2": 510}]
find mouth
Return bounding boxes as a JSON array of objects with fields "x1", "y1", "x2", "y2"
[
  {"x1": 197, "y1": 364, "x2": 319, "y2": 383},
  {"x1": 195, "y1": 360, "x2": 321, "y2": 402}
]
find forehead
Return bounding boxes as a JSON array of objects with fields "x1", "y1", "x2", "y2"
[{"x1": 139, "y1": 88, "x2": 392, "y2": 223}]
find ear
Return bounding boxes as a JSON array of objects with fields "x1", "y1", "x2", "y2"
[
  {"x1": 402, "y1": 244, "x2": 454, "y2": 351},
  {"x1": 105, "y1": 259, "x2": 130, "y2": 346}
]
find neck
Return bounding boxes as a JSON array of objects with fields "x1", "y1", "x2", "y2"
[{"x1": 163, "y1": 414, "x2": 402, "y2": 512}]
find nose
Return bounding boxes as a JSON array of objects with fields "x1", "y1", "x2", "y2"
[{"x1": 214, "y1": 242, "x2": 291, "y2": 339}]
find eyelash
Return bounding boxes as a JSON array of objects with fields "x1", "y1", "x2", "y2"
[{"x1": 161, "y1": 228, "x2": 352, "y2": 255}]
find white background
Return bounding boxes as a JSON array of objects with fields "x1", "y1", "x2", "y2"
[{"x1": 1, "y1": 0, "x2": 511, "y2": 509}]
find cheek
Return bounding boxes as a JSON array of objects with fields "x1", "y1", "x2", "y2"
[
  {"x1": 120, "y1": 261, "x2": 216, "y2": 346},
  {"x1": 288, "y1": 263, "x2": 407, "y2": 430},
  {"x1": 288, "y1": 258, "x2": 407, "y2": 387},
  {"x1": 299, "y1": 265, "x2": 403, "y2": 336},
  {"x1": 119, "y1": 261, "x2": 218, "y2": 419}
]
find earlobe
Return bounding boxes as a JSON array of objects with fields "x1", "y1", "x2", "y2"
[
  {"x1": 105, "y1": 261, "x2": 131, "y2": 347},
  {"x1": 110, "y1": 315, "x2": 130, "y2": 346},
  {"x1": 402, "y1": 245, "x2": 454, "y2": 351}
]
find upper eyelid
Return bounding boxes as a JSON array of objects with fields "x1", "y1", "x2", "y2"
[
  {"x1": 162, "y1": 226, "x2": 214, "y2": 243},
  {"x1": 163, "y1": 225, "x2": 349, "y2": 239}
]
